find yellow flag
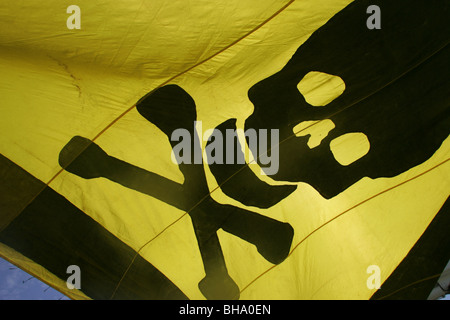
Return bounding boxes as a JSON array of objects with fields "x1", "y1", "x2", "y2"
[{"x1": 0, "y1": 0, "x2": 449, "y2": 300}]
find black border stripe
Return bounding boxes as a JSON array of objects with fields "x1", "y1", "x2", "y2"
[
  {"x1": 371, "y1": 196, "x2": 450, "y2": 300},
  {"x1": 0, "y1": 154, "x2": 188, "y2": 300}
]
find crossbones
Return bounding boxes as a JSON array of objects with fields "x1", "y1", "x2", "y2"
[
  {"x1": 57, "y1": 0, "x2": 449, "y2": 300},
  {"x1": 58, "y1": 84, "x2": 295, "y2": 300}
]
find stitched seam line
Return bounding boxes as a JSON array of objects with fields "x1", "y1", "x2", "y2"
[{"x1": 238, "y1": 157, "x2": 450, "y2": 297}]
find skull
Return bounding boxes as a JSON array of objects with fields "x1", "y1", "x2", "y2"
[{"x1": 244, "y1": 0, "x2": 450, "y2": 199}]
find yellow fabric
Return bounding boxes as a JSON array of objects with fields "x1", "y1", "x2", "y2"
[{"x1": 0, "y1": 0, "x2": 449, "y2": 299}]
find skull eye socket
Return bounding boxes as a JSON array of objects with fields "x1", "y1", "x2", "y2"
[
  {"x1": 330, "y1": 132, "x2": 370, "y2": 166},
  {"x1": 297, "y1": 71, "x2": 345, "y2": 107}
]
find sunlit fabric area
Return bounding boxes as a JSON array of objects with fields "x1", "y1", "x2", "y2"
[{"x1": 0, "y1": 0, "x2": 449, "y2": 300}]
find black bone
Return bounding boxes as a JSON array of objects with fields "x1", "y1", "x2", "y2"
[
  {"x1": 206, "y1": 118, "x2": 297, "y2": 209},
  {"x1": 59, "y1": 85, "x2": 294, "y2": 299}
]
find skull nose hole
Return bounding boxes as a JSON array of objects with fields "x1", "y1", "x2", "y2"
[
  {"x1": 293, "y1": 119, "x2": 335, "y2": 148},
  {"x1": 297, "y1": 71, "x2": 345, "y2": 107}
]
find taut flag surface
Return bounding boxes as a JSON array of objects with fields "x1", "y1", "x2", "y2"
[{"x1": 0, "y1": 0, "x2": 449, "y2": 300}]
